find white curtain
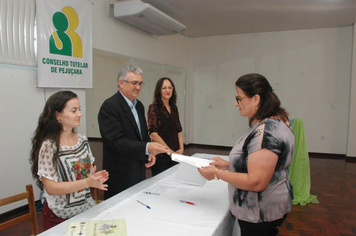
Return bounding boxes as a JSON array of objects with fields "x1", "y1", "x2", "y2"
[{"x1": 0, "y1": 0, "x2": 36, "y2": 66}]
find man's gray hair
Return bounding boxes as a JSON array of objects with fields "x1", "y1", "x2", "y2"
[{"x1": 117, "y1": 64, "x2": 143, "y2": 82}]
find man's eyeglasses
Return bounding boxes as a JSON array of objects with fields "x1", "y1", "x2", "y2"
[
  {"x1": 123, "y1": 80, "x2": 145, "y2": 86},
  {"x1": 162, "y1": 86, "x2": 174, "y2": 90},
  {"x1": 235, "y1": 95, "x2": 247, "y2": 103}
]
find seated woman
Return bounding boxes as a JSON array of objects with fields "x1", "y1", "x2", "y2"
[
  {"x1": 199, "y1": 73, "x2": 295, "y2": 236},
  {"x1": 30, "y1": 91, "x2": 109, "y2": 230}
]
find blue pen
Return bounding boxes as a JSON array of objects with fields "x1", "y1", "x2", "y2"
[{"x1": 137, "y1": 200, "x2": 151, "y2": 209}]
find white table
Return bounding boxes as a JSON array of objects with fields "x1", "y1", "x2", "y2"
[{"x1": 38, "y1": 154, "x2": 239, "y2": 236}]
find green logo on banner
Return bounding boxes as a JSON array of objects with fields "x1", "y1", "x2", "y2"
[{"x1": 49, "y1": 6, "x2": 83, "y2": 58}]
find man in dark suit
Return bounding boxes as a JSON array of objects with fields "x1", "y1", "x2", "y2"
[{"x1": 98, "y1": 64, "x2": 170, "y2": 200}]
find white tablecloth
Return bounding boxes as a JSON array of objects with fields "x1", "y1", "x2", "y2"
[{"x1": 38, "y1": 153, "x2": 240, "y2": 236}]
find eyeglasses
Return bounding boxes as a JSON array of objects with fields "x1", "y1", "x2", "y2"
[
  {"x1": 162, "y1": 86, "x2": 174, "y2": 90},
  {"x1": 123, "y1": 80, "x2": 145, "y2": 86},
  {"x1": 235, "y1": 95, "x2": 247, "y2": 103}
]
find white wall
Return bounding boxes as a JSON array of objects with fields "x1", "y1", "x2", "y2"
[
  {"x1": 0, "y1": 0, "x2": 189, "y2": 210},
  {"x1": 186, "y1": 27, "x2": 353, "y2": 154},
  {"x1": 347, "y1": 27, "x2": 356, "y2": 157},
  {"x1": 0, "y1": 64, "x2": 86, "y2": 213},
  {"x1": 92, "y1": 0, "x2": 188, "y2": 68}
]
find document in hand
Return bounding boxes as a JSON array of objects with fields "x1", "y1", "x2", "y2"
[
  {"x1": 66, "y1": 219, "x2": 127, "y2": 236},
  {"x1": 171, "y1": 154, "x2": 215, "y2": 167},
  {"x1": 172, "y1": 154, "x2": 215, "y2": 186}
]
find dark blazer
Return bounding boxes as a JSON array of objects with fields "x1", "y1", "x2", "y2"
[{"x1": 98, "y1": 91, "x2": 151, "y2": 199}]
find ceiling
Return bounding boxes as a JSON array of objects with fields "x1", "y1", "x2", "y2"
[{"x1": 143, "y1": 0, "x2": 356, "y2": 38}]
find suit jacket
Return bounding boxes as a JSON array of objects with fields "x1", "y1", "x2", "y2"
[{"x1": 98, "y1": 91, "x2": 151, "y2": 199}]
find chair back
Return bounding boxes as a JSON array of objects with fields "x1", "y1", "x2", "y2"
[{"x1": 0, "y1": 184, "x2": 39, "y2": 235}]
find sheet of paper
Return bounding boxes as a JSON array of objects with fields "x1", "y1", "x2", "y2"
[
  {"x1": 171, "y1": 154, "x2": 215, "y2": 167},
  {"x1": 149, "y1": 185, "x2": 193, "y2": 196},
  {"x1": 66, "y1": 219, "x2": 127, "y2": 236}
]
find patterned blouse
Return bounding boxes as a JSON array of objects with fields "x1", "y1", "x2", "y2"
[
  {"x1": 147, "y1": 102, "x2": 182, "y2": 152},
  {"x1": 37, "y1": 133, "x2": 96, "y2": 219},
  {"x1": 228, "y1": 118, "x2": 295, "y2": 223}
]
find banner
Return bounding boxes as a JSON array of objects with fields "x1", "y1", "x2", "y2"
[{"x1": 36, "y1": 0, "x2": 92, "y2": 88}]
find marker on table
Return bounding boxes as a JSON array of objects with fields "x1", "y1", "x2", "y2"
[
  {"x1": 143, "y1": 192, "x2": 160, "y2": 195},
  {"x1": 89, "y1": 168, "x2": 102, "y2": 185},
  {"x1": 137, "y1": 200, "x2": 151, "y2": 209},
  {"x1": 180, "y1": 200, "x2": 197, "y2": 206}
]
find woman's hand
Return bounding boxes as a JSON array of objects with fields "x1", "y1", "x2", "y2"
[
  {"x1": 210, "y1": 157, "x2": 230, "y2": 170},
  {"x1": 198, "y1": 157, "x2": 230, "y2": 181},
  {"x1": 42, "y1": 165, "x2": 109, "y2": 195},
  {"x1": 88, "y1": 165, "x2": 109, "y2": 191},
  {"x1": 96, "y1": 170, "x2": 109, "y2": 184},
  {"x1": 198, "y1": 166, "x2": 216, "y2": 180}
]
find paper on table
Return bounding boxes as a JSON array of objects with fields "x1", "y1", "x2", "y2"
[
  {"x1": 150, "y1": 185, "x2": 193, "y2": 196},
  {"x1": 66, "y1": 219, "x2": 127, "y2": 236},
  {"x1": 171, "y1": 154, "x2": 215, "y2": 167}
]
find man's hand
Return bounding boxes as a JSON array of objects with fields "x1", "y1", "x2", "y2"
[
  {"x1": 148, "y1": 142, "x2": 170, "y2": 156},
  {"x1": 145, "y1": 154, "x2": 156, "y2": 168}
]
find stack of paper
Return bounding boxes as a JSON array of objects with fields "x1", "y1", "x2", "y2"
[{"x1": 171, "y1": 154, "x2": 215, "y2": 167}]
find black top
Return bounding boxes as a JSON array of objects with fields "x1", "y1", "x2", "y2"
[{"x1": 147, "y1": 102, "x2": 182, "y2": 152}]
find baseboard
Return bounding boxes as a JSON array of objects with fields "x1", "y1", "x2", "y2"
[
  {"x1": 0, "y1": 200, "x2": 42, "y2": 223},
  {"x1": 88, "y1": 138, "x2": 351, "y2": 160},
  {"x1": 346, "y1": 156, "x2": 356, "y2": 162},
  {"x1": 309, "y1": 152, "x2": 345, "y2": 159},
  {"x1": 88, "y1": 137, "x2": 102, "y2": 142},
  {"x1": 183, "y1": 143, "x2": 232, "y2": 151}
]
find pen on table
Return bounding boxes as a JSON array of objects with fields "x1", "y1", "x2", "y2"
[
  {"x1": 137, "y1": 200, "x2": 151, "y2": 209},
  {"x1": 180, "y1": 200, "x2": 197, "y2": 206},
  {"x1": 143, "y1": 192, "x2": 160, "y2": 195},
  {"x1": 89, "y1": 168, "x2": 102, "y2": 185}
]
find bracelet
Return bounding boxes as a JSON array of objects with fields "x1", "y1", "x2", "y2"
[{"x1": 214, "y1": 168, "x2": 219, "y2": 180}]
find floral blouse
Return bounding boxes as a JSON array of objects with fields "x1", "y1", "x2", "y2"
[
  {"x1": 37, "y1": 133, "x2": 96, "y2": 219},
  {"x1": 147, "y1": 102, "x2": 182, "y2": 152}
]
